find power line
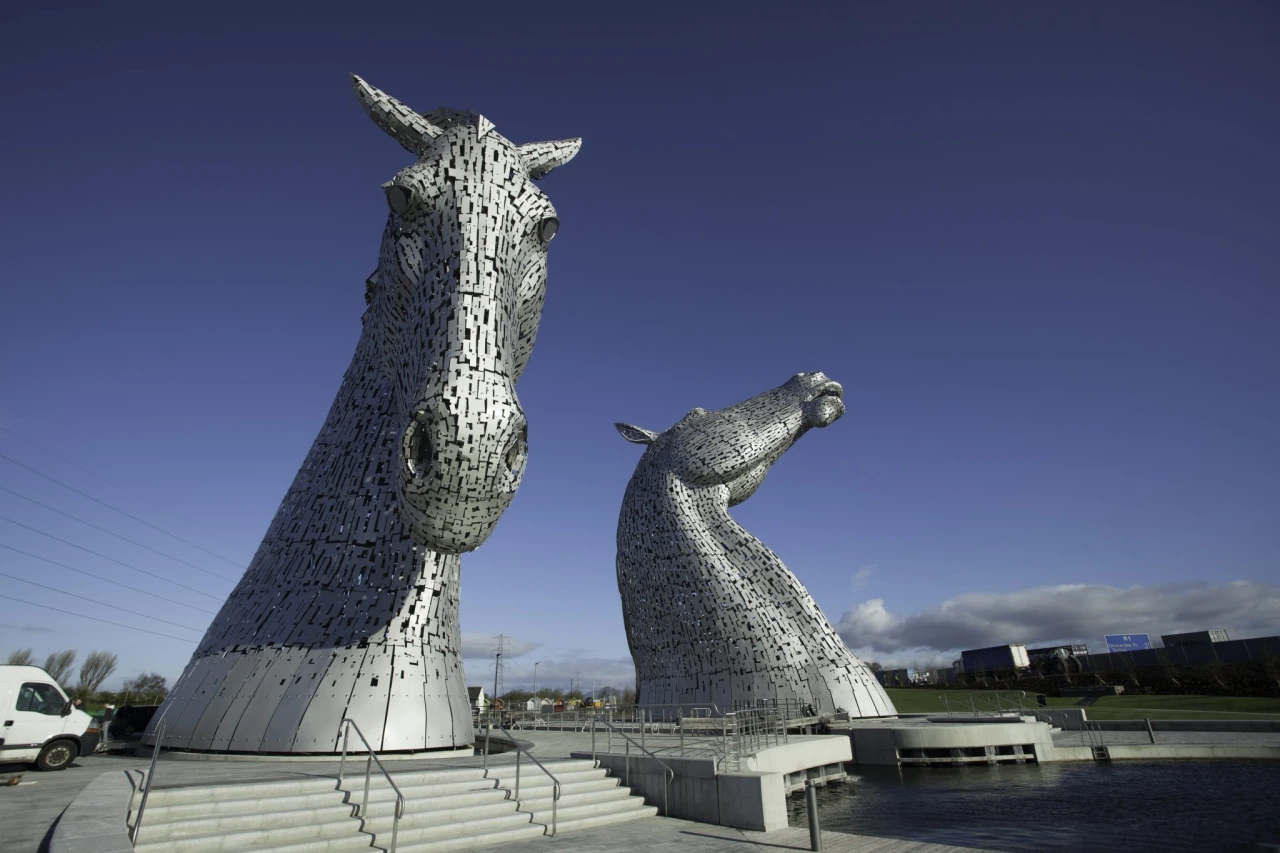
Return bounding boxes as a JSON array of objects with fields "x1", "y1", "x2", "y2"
[
  {"x1": 0, "y1": 592, "x2": 200, "y2": 643},
  {"x1": 0, "y1": 426, "x2": 251, "y2": 558},
  {"x1": 0, "y1": 543, "x2": 216, "y2": 614},
  {"x1": 0, "y1": 569, "x2": 205, "y2": 634},
  {"x1": 0, "y1": 514, "x2": 224, "y2": 600},
  {"x1": 0, "y1": 483, "x2": 237, "y2": 583},
  {"x1": 0, "y1": 451, "x2": 246, "y2": 570}
]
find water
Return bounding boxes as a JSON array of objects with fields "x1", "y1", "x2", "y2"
[{"x1": 787, "y1": 761, "x2": 1280, "y2": 852}]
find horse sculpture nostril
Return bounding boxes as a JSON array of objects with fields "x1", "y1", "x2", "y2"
[
  {"x1": 504, "y1": 427, "x2": 529, "y2": 474},
  {"x1": 405, "y1": 418, "x2": 433, "y2": 478}
]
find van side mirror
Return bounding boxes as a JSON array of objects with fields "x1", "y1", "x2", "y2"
[{"x1": 61, "y1": 701, "x2": 74, "y2": 717}]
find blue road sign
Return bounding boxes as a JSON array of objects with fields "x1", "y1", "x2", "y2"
[{"x1": 1105, "y1": 633, "x2": 1152, "y2": 653}]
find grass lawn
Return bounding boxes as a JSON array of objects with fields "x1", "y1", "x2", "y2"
[{"x1": 883, "y1": 688, "x2": 1280, "y2": 720}]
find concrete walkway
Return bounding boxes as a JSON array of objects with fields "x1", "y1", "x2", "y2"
[{"x1": 459, "y1": 815, "x2": 998, "y2": 852}]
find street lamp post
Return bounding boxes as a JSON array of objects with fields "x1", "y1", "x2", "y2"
[{"x1": 533, "y1": 661, "x2": 542, "y2": 698}]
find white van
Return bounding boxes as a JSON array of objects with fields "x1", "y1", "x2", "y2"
[{"x1": 0, "y1": 665, "x2": 99, "y2": 770}]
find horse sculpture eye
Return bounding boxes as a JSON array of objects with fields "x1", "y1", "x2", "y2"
[
  {"x1": 385, "y1": 185, "x2": 413, "y2": 215},
  {"x1": 537, "y1": 217, "x2": 559, "y2": 243}
]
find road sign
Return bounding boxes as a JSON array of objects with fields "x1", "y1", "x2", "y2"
[{"x1": 1104, "y1": 633, "x2": 1152, "y2": 653}]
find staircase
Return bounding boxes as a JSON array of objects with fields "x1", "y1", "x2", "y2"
[{"x1": 129, "y1": 759, "x2": 657, "y2": 853}]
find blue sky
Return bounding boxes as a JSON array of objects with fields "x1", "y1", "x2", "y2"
[{"x1": 1, "y1": 1, "x2": 1276, "y2": 689}]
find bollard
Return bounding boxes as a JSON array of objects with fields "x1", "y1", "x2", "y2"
[
  {"x1": 805, "y1": 779, "x2": 822, "y2": 851},
  {"x1": 1145, "y1": 717, "x2": 1156, "y2": 744}
]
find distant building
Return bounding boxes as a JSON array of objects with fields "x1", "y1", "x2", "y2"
[
  {"x1": 1027, "y1": 644, "x2": 1089, "y2": 674},
  {"x1": 930, "y1": 667, "x2": 959, "y2": 685},
  {"x1": 877, "y1": 668, "x2": 916, "y2": 687},
  {"x1": 467, "y1": 685, "x2": 487, "y2": 712},
  {"x1": 1162, "y1": 630, "x2": 1230, "y2": 648},
  {"x1": 525, "y1": 697, "x2": 553, "y2": 712},
  {"x1": 960, "y1": 645, "x2": 1030, "y2": 676}
]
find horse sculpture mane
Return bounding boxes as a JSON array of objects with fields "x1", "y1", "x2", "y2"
[
  {"x1": 146, "y1": 76, "x2": 580, "y2": 753},
  {"x1": 615, "y1": 373, "x2": 896, "y2": 717}
]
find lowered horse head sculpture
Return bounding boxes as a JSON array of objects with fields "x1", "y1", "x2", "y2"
[
  {"x1": 355, "y1": 75, "x2": 579, "y2": 553},
  {"x1": 615, "y1": 373, "x2": 896, "y2": 717},
  {"x1": 145, "y1": 77, "x2": 579, "y2": 754}
]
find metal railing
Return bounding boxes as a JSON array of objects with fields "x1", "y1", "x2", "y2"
[
  {"x1": 481, "y1": 719, "x2": 564, "y2": 837},
  {"x1": 723, "y1": 707, "x2": 788, "y2": 770},
  {"x1": 338, "y1": 718, "x2": 405, "y2": 853},
  {"x1": 128, "y1": 720, "x2": 166, "y2": 845},
  {"x1": 938, "y1": 690, "x2": 1028, "y2": 718},
  {"x1": 589, "y1": 715, "x2": 674, "y2": 817}
]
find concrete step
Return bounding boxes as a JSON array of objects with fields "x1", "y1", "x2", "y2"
[
  {"x1": 134, "y1": 789, "x2": 353, "y2": 823},
  {"x1": 138, "y1": 776, "x2": 341, "y2": 807},
  {"x1": 394, "y1": 823, "x2": 547, "y2": 853},
  {"x1": 346, "y1": 775, "x2": 500, "y2": 805},
  {"x1": 515, "y1": 784, "x2": 639, "y2": 812},
  {"x1": 552, "y1": 803, "x2": 659, "y2": 835},
  {"x1": 361, "y1": 794, "x2": 525, "y2": 830},
  {"x1": 132, "y1": 813, "x2": 366, "y2": 853},
  {"x1": 133, "y1": 801, "x2": 355, "y2": 843},
  {"x1": 371, "y1": 810, "x2": 536, "y2": 846},
  {"x1": 537, "y1": 796, "x2": 654, "y2": 824},
  {"x1": 483, "y1": 768, "x2": 618, "y2": 793}
]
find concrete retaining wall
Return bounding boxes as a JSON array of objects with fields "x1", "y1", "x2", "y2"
[
  {"x1": 1030, "y1": 710, "x2": 1280, "y2": 733},
  {"x1": 49, "y1": 769, "x2": 138, "y2": 853},
  {"x1": 569, "y1": 749, "x2": 793, "y2": 831}
]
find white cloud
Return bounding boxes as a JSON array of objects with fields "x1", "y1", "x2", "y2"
[
  {"x1": 836, "y1": 580, "x2": 1280, "y2": 666},
  {"x1": 851, "y1": 565, "x2": 874, "y2": 590}
]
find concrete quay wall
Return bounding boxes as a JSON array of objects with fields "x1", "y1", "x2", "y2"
[{"x1": 569, "y1": 735, "x2": 851, "y2": 831}]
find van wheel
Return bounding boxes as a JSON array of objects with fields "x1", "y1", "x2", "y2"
[{"x1": 37, "y1": 740, "x2": 78, "y2": 771}]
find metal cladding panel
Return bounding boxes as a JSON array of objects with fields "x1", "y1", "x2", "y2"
[
  {"x1": 381, "y1": 647, "x2": 427, "y2": 751},
  {"x1": 208, "y1": 651, "x2": 280, "y2": 752},
  {"x1": 293, "y1": 649, "x2": 367, "y2": 753},
  {"x1": 420, "y1": 647, "x2": 466, "y2": 749},
  {"x1": 145, "y1": 657, "x2": 223, "y2": 749},
  {"x1": 615, "y1": 373, "x2": 896, "y2": 718},
  {"x1": 261, "y1": 650, "x2": 334, "y2": 750},
  {"x1": 342, "y1": 648, "x2": 394, "y2": 751},
  {"x1": 228, "y1": 648, "x2": 308, "y2": 751},
  {"x1": 185, "y1": 653, "x2": 263, "y2": 751},
  {"x1": 445, "y1": 656, "x2": 472, "y2": 746}
]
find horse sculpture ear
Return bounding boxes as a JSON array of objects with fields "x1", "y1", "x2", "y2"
[
  {"x1": 351, "y1": 73, "x2": 443, "y2": 154},
  {"x1": 519, "y1": 139, "x2": 583, "y2": 180},
  {"x1": 615, "y1": 423, "x2": 659, "y2": 445}
]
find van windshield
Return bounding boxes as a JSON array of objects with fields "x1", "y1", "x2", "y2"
[{"x1": 17, "y1": 682, "x2": 65, "y2": 715}]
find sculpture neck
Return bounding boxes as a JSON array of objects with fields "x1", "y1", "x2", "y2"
[{"x1": 199, "y1": 314, "x2": 458, "y2": 653}]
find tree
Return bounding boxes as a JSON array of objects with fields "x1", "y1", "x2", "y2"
[
  {"x1": 621, "y1": 687, "x2": 637, "y2": 706},
  {"x1": 78, "y1": 650, "x2": 118, "y2": 696},
  {"x1": 44, "y1": 650, "x2": 77, "y2": 684},
  {"x1": 6, "y1": 647, "x2": 33, "y2": 666},
  {"x1": 867, "y1": 661, "x2": 882, "y2": 673},
  {"x1": 122, "y1": 672, "x2": 168, "y2": 701}
]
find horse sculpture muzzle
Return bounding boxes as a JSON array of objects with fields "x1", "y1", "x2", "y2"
[{"x1": 398, "y1": 372, "x2": 528, "y2": 553}]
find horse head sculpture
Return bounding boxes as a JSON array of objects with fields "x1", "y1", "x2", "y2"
[
  {"x1": 146, "y1": 78, "x2": 581, "y2": 755},
  {"x1": 355, "y1": 75, "x2": 580, "y2": 553},
  {"x1": 615, "y1": 373, "x2": 895, "y2": 717},
  {"x1": 616, "y1": 372, "x2": 846, "y2": 508}
]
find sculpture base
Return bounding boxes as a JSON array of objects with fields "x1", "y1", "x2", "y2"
[{"x1": 133, "y1": 744, "x2": 474, "y2": 762}]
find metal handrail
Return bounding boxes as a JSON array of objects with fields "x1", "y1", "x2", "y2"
[
  {"x1": 483, "y1": 719, "x2": 564, "y2": 837},
  {"x1": 338, "y1": 718, "x2": 405, "y2": 853},
  {"x1": 128, "y1": 720, "x2": 166, "y2": 845},
  {"x1": 591, "y1": 715, "x2": 674, "y2": 817}
]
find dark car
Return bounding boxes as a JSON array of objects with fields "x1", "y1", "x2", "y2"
[{"x1": 108, "y1": 704, "x2": 160, "y2": 738}]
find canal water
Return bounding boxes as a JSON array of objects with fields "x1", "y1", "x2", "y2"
[{"x1": 786, "y1": 760, "x2": 1280, "y2": 852}]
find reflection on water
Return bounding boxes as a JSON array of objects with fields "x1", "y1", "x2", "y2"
[{"x1": 786, "y1": 760, "x2": 1280, "y2": 852}]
